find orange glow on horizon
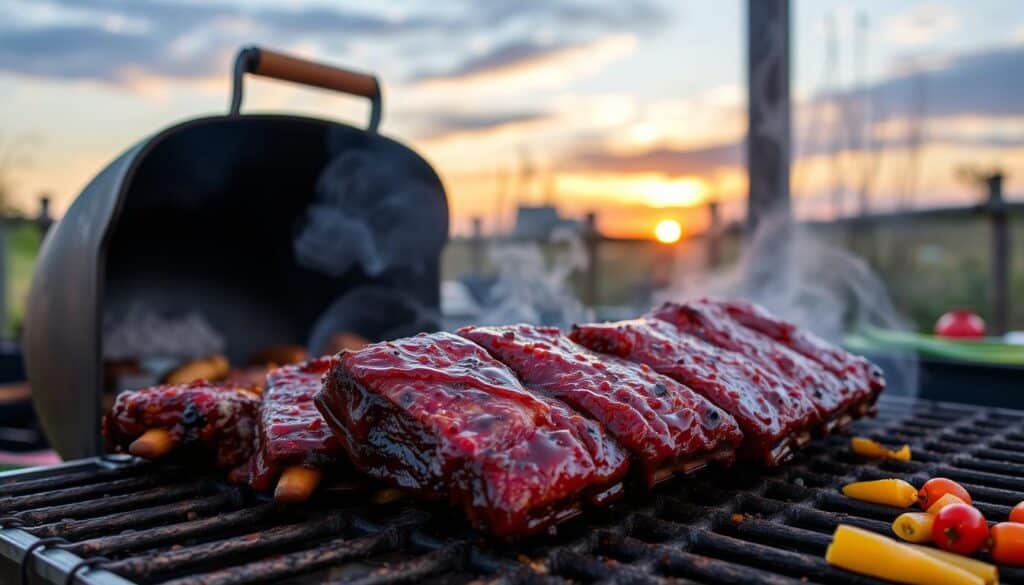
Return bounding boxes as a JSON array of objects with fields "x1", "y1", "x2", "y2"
[{"x1": 654, "y1": 219, "x2": 682, "y2": 244}]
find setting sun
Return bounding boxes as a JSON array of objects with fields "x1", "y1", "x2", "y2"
[{"x1": 654, "y1": 219, "x2": 682, "y2": 244}]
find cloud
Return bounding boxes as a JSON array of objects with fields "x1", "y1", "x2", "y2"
[
  {"x1": 883, "y1": 3, "x2": 959, "y2": 46},
  {"x1": 408, "y1": 110, "x2": 552, "y2": 140},
  {"x1": 0, "y1": 24, "x2": 218, "y2": 82},
  {"x1": 869, "y1": 45, "x2": 1024, "y2": 119},
  {"x1": 793, "y1": 44, "x2": 1024, "y2": 159},
  {"x1": 411, "y1": 39, "x2": 579, "y2": 83},
  {"x1": 563, "y1": 142, "x2": 742, "y2": 177},
  {"x1": 0, "y1": 0, "x2": 667, "y2": 87},
  {"x1": 560, "y1": 42, "x2": 1024, "y2": 181}
]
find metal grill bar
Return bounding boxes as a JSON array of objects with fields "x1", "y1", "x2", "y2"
[
  {"x1": 103, "y1": 511, "x2": 350, "y2": 581},
  {"x1": 68, "y1": 503, "x2": 278, "y2": 558},
  {"x1": 29, "y1": 491, "x2": 243, "y2": 540},
  {"x1": 15, "y1": 481, "x2": 213, "y2": 525},
  {"x1": 329, "y1": 542, "x2": 469, "y2": 585},
  {"x1": 1, "y1": 397, "x2": 1024, "y2": 585},
  {"x1": 0, "y1": 475, "x2": 171, "y2": 515},
  {"x1": 164, "y1": 530, "x2": 399, "y2": 585},
  {"x1": 0, "y1": 463, "x2": 149, "y2": 497}
]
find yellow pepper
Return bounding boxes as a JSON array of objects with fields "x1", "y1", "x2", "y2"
[
  {"x1": 893, "y1": 512, "x2": 935, "y2": 543},
  {"x1": 851, "y1": 437, "x2": 912, "y2": 461},
  {"x1": 927, "y1": 493, "x2": 967, "y2": 514},
  {"x1": 842, "y1": 478, "x2": 918, "y2": 508},
  {"x1": 909, "y1": 545, "x2": 999, "y2": 585},
  {"x1": 826, "y1": 525, "x2": 983, "y2": 585}
]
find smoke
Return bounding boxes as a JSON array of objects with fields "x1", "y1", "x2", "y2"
[
  {"x1": 666, "y1": 214, "x2": 919, "y2": 393},
  {"x1": 103, "y1": 303, "x2": 224, "y2": 360},
  {"x1": 293, "y1": 149, "x2": 447, "y2": 279},
  {"x1": 466, "y1": 227, "x2": 591, "y2": 329}
]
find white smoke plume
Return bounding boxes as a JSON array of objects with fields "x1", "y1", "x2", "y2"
[
  {"x1": 466, "y1": 227, "x2": 592, "y2": 329},
  {"x1": 665, "y1": 214, "x2": 919, "y2": 393}
]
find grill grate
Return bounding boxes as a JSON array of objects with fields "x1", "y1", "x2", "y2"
[{"x1": 3, "y1": 396, "x2": 1024, "y2": 585}]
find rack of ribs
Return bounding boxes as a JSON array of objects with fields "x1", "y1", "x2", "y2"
[
  {"x1": 699, "y1": 298, "x2": 885, "y2": 400},
  {"x1": 315, "y1": 332, "x2": 630, "y2": 538},
  {"x1": 569, "y1": 317, "x2": 819, "y2": 465},
  {"x1": 458, "y1": 324, "x2": 743, "y2": 487},
  {"x1": 248, "y1": 357, "x2": 346, "y2": 502},
  {"x1": 649, "y1": 300, "x2": 879, "y2": 433},
  {"x1": 102, "y1": 381, "x2": 261, "y2": 480}
]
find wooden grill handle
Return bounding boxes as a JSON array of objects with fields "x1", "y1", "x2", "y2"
[{"x1": 229, "y1": 46, "x2": 382, "y2": 131}]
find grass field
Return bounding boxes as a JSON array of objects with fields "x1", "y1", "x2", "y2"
[{"x1": 5, "y1": 223, "x2": 41, "y2": 338}]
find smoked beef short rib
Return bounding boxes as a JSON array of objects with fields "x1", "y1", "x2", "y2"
[
  {"x1": 102, "y1": 381, "x2": 260, "y2": 476},
  {"x1": 459, "y1": 324, "x2": 743, "y2": 486},
  {"x1": 316, "y1": 332, "x2": 629, "y2": 538}
]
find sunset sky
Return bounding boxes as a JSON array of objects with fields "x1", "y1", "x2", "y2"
[{"x1": 1, "y1": 0, "x2": 1022, "y2": 238}]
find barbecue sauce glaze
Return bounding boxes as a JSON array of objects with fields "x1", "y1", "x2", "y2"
[
  {"x1": 459, "y1": 324, "x2": 742, "y2": 486},
  {"x1": 102, "y1": 381, "x2": 260, "y2": 473},
  {"x1": 248, "y1": 357, "x2": 344, "y2": 491},
  {"x1": 570, "y1": 317, "x2": 818, "y2": 465},
  {"x1": 316, "y1": 331, "x2": 629, "y2": 538},
  {"x1": 653, "y1": 301, "x2": 878, "y2": 420},
  {"x1": 707, "y1": 298, "x2": 885, "y2": 397}
]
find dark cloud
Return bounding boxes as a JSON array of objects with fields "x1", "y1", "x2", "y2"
[
  {"x1": 410, "y1": 110, "x2": 551, "y2": 140},
  {"x1": 0, "y1": 25, "x2": 215, "y2": 81},
  {"x1": 819, "y1": 45, "x2": 1024, "y2": 120},
  {"x1": 409, "y1": 0, "x2": 664, "y2": 83},
  {"x1": 410, "y1": 39, "x2": 579, "y2": 82},
  {"x1": 566, "y1": 43, "x2": 1024, "y2": 179},
  {"x1": 0, "y1": 0, "x2": 667, "y2": 85},
  {"x1": 563, "y1": 143, "x2": 742, "y2": 176},
  {"x1": 0, "y1": 1, "x2": 421, "y2": 83}
]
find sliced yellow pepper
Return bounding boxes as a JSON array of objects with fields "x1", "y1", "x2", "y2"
[
  {"x1": 893, "y1": 512, "x2": 935, "y2": 543},
  {"x1": 851, "y1": 437, "x2": 912, "y2": 461},
  {"x1": 826, "y1": 525, "x2": 983, "y2": 585},
  {"x1": 927, "y1": 493, "x2": 967, "y2": 514},
  {"x1": 909, "y1": 545, "x2": 999, "y2": 585},
  {"x1": 842, "y1": 478, "x2": 918, "y2": 508}
]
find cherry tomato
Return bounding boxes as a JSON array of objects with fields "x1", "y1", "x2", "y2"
[
  {"x1": 990, "y1": 522, "x2": 1024, "y2": 566},
  {"x1": 932, "y1": 503, "x2": 988, "y2": 554},
  {"x1": 1010, "y1": 501, "x2": 1024, "y2": 524},
  {"x1": 918, "y1": 477, "x2": 972, "y2": 510},
  {"x1": 935, "y1": 309, "x2": 985, "y2": 339}
]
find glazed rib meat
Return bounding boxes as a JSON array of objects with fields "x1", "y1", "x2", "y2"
[
  {"x1": 569, "y1": 317, "x2": 819, "y2": 465},
  {"x1": 701, "y1": 298, "x2": 885, "y2": 400},
  {"x1": 248, "y1": 357, "x2": 343, "y2": 492},
  {"x1": 459, "y1": 324, "x2": 743, "y2": 486},
  {"x1": 315, "y1": 332, "x2": 629, "y2": 538},
  {"x1": 649, "y1": 301, "x2": 869, "y2": 430},
  {"x1": 102, "y1": 381, "x2": 260, "y2": 475}
]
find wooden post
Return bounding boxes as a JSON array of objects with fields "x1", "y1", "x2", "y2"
[
  {"x1": 37, "y1": 194, "x2": 54, "y2": 236},
  {"x1": 986, "y1": 173, "x2": 1009, "y2": 335},
  {"x1": 583, "y1": 212, "x2": 599, "y2": 307},
  {"x1": 707, "y1": 200, "x2": 721, "y2": 269},
  {"x1": 470, "y1": 217, "x2": 483, "y2": 276},
  {"x1": 746, "y1": 0, "x2": 791, "y2": 233}
]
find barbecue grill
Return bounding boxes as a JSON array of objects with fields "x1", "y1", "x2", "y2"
[
  {"x1": 3, "y1": 395, "x2": 1023, "y2": 584},
  {"x1": 23, "y1": 47, "x2": 449, "y2": 461}
]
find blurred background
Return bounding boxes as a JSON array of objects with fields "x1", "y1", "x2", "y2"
[
  {"x1": 1, "y1": 0, "x2": 1022, "y2": 333},
  {"x1": 0, "y1": 0, "x2": 1022, "y2": 460}
]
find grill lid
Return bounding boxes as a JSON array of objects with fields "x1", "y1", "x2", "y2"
[{"x1": 23, "y1": 46, "x2": 449, "y2": 461}]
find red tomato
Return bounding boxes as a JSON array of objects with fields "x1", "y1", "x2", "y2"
[
  {"x1": 934, "y1": 309, "x2": 985, "y2": 339},
  {"x1": 1010, "y1": 502, "x2": 1024, "y2": 524},
  {"x1": 932, "y1": 504, "x2": 988, "y2": 554},
  {"x1": 918, "y1": 478, "x2": 973, "y2": 510},
  {"x1": 990, "y1": 522, "x2": 1024, "y2": 565}
]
